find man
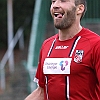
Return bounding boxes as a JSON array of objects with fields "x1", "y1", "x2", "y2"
[{"x1": 25, "y1": 0, "x2": 100, "y2": 100}]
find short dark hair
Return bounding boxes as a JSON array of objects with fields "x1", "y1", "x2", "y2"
[{"x1": 75, "y1": 0, "x2": 87, "y2": 19}]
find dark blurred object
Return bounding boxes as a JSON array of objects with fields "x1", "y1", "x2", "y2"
[{"x1": 0, "y1": 0, "x2": 35, "y2": 49}]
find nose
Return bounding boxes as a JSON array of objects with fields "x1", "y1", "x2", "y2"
[{"x1": 52, "y1": 0, "x2": 60, "y2": 9}]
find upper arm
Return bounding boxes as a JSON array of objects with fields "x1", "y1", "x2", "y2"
[
  {"x1": 25, "y1": 86, "x2": 44, "y2": 100},
  {"x1": 35, "y1": 47, "x2": 45, "y2": 88},
  {"x1": 92, "y1": 41, "x2": 100, "y2": 84}
]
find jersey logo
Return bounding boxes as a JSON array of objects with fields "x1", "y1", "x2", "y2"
[
  {"x1": 59, "y1": 60, "x2": 68, "y2": 71},
  {"x1": 55, "y1": 46, "x2": 69, "y2": 49},
  {"x1": 74, "y1": 50, "x2": 84, "y2": 63}
]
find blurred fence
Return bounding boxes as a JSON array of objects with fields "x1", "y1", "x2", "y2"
[
  {"x1": 82, "y1": 0, "x2": 100, "y2": 22},
  {"x1": 0, "y1": 16, "x2": 30, "y2": 90},
  {"x1": 81, "y1": 0, "x2": 100, "y2": 35},
  {"x1": 84, "y1": 0, "x2": 100, "y2": 19},
  {"x1": 0, "y1": 27, "x2": 24, "y2": 90}
]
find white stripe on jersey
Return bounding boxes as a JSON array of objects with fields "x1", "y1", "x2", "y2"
[
  {"x1": 70, "y1": 36, "x2": 81, "y2": 57},
  {"x1": 47, "y1": 39, "x2": 56, "y2": 57},
  {"x1": 67, "y1": 36, "x2": 81, "y2": 100}
]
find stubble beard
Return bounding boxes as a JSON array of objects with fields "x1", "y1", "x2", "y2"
[{"x1": 54, "y1": 7, "x2": 76, "y2": 29}]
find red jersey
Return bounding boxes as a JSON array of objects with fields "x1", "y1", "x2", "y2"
[{"x1": 34, "y1": 27, "x2": 100, "y2": 100}]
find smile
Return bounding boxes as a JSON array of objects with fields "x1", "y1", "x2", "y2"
[{"x1": 54, "y1": 12, "x2": 64, "y2": 18}]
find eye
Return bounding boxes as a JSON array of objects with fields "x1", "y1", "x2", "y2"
[{"x1": 51, "y1": 0, "x2": 56, "y2": 3}]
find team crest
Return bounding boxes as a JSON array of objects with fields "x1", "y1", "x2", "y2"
[{"x1": 74, "y1": 50, "x2": 84, "y2": 63}]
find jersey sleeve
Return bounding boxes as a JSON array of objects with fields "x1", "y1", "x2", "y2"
[
  {"x1": 34, "y1": 47, "x2": 45, "y2": 88},
  {"x1": 92, "y1": 40, "x2": 100, "y2": 85}
]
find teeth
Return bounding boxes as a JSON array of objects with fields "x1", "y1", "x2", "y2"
[
  {"x1": 54, "y1": 13, "x2": 64, "y2": 17},
  {"x1": 54, "y1": 13, "x2": 60, "y2": 14},
  {"x1": 54, "y1": 13, "x2": 60, "y2": 17}
]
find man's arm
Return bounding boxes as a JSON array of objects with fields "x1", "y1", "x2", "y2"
[{"x1": 25, "y1": 86, "x2": 44, "y2": 100}]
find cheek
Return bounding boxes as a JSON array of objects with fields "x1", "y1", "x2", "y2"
[
  {"x1": 50, "y1": 7, "x2": 53, "y2": 17},
  {"x1": 50, "y1": 6, "x2": 52, "y2": 13}
]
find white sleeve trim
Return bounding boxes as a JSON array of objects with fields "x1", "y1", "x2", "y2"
[{"x1": 34, "y1": 77, "x2": 39, "y2": 86}]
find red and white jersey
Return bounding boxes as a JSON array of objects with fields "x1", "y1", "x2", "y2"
[{"x1": 34, "y1": 27, "x2": 100, "y2": 100}]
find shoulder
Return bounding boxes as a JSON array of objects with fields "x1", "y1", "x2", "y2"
[
  {"x1": 82, "y1": 28, "x2": 100, "y2": 55},
  {"x1": 81, "y1": 27, "x2": 100, "y2": 46},
  {"x1": 42, "y1": 34, "x2": 58, "y2": 48}
]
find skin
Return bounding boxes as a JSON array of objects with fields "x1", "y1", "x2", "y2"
[
  {"x1": 50, "y1": 0, "x2": 85, "y2": 41},
  {"x1": 25, "y1": 86, "x2": 44, "y2": 100},
  {"x1": 24, "y1": 0, "x2": 85, "y2": 100}
]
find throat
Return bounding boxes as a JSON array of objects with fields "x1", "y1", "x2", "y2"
[
  {"x1": 59, "y1": 35, "x2": 74, "y2": 41},
  {"x1": 58, "y1": 26, "x2": 82, "y2": 41}
]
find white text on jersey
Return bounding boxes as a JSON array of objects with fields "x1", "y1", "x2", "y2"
[{"x1": 55, "y1": 46, "x2": 69, "y2": 49}]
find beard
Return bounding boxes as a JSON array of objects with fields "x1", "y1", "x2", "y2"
[{"x1": 54, "y1": 7, "x2": 76, "y2": 29}]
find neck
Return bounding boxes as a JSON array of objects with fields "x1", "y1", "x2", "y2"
[{"x1": 58, "y1": 24, "x2": 82, "y2": 41}]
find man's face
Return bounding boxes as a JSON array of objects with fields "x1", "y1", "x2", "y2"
[{"x1": 50, "y1": 0, "x2": 77, "y2": 29}]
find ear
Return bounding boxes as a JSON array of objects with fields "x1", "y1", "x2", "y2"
[{"x1": 76, "y1": 4, "x2": 85, "y2": 15}]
